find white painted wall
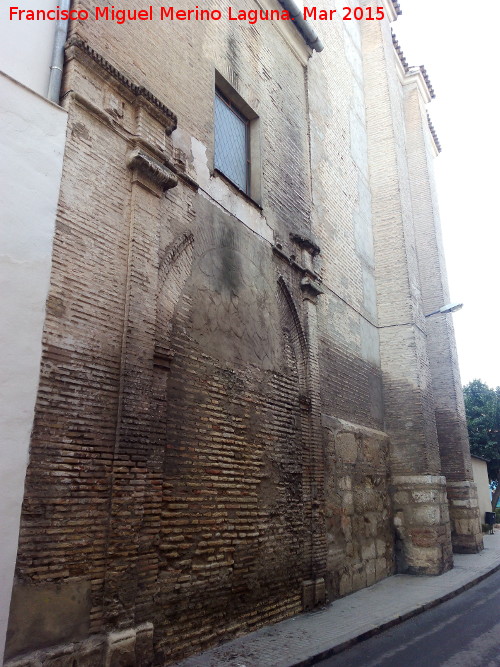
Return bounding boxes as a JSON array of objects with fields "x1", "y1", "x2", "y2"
[
  {"x1": 0, "y1": 0, "x2": 60, "y2": 97},
  {"x1": 472, "y1": 457, "x2": 492, "y2": 522},
  {"x1": 0, "y1": 72, "x2": 67, "y2": 665}
]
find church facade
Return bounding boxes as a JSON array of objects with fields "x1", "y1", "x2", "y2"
[{"x1": 2, "y1": 1, "x2": 483, "y2": 664}]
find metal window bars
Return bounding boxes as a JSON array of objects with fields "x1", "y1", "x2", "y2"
[{"x1": 214, "y1": 91, "x2": 250, "y2": 194}]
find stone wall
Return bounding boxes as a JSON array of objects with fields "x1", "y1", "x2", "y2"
[{"x1": 323, "y1": 417, "x2": 393, "y2": 598}]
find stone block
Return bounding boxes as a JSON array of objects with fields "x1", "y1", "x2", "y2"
[
  {"x1": 411, "y1": 490, "x2": 438, "y2": 504},
  {"x1": 409, "y1": 528, "x2": 437, "y2": 548},
  {"x1": 302, "y1": 580, "x2": 315, "y2": 611},
  {"x1": 362, "y1": 436, "x2": 387, "y2": 466},
  {"x1": 105, "y1": 629, "x2": 136, "y2": 667},
  {"x1": 339, "y1": 573, "x2": 352, "y2": 597},
  {"x1": 315, "y1": 578, "x2": 326, "y2": 605},
  {"x1": 366, "y1": 560, "x2": 376, "y2": 587},
  {"x1": 336, "y1": 433, "x2": 357, "y2": 464},
  {"x1": 4, "y1": 658, "x2": 41, "y2": 667},
  {"x1": 351, "y1": 569, "x2": 367, "y2": 592},
  {"x1": 340, "y1": 515, "x2": 352, "y2": 540},
  {"x1": 393, "y1": 491, "x2": 409, "y2": 506},
  {"x1": 410, "y1": 505, "x2": 441, "y2": 526},
  {"x1": 338, "y1": 476, "x2": 352, "y2": 491},
  {"x1": 135, "y1": 623, "x2": 154, "y2": 666},
  {"x1": 375, "y1": 557, "x2": 387, "y2": 580},
  {"x1": 361, "y1": 542, "x2": 376, "y2": 561},
  {"x1": 342, "y1": 491, "x2": 354, "y2": 514},
  {"x1": 74, "y1": 639, "x2": 106, "y2": 667},
  {"x1": 5, "y1": 581, "x2": 91, "y2": 661},
  {"x1": 364, "y1": 513, "x2": 378, "y2": 538},
  {"x1": 42, "y1": 644, "x2": 75, "y2": 667}
]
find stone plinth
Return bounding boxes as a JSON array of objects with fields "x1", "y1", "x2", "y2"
[
  {"x1": 447, "y1": 481, "x2": 484, "y2": 554},
  {"x1": 392, "y1": 475, "x2": 453, "y2": 575}
]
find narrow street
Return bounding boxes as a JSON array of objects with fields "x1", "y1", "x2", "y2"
[{"x1": 317, "y1": 567, "x2": 500, "y2": 667}]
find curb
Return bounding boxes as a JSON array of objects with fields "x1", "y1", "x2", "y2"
[{"x1": 291, "y1": 561, "x2": 500, "y2": 666}]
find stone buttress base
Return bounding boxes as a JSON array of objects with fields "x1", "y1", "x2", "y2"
[
  {"x1": 447, "y1": 481, "x2": 484, "y2": 554},
  {"x1": 392, "y1": 475, "x2": 453, "y2": 575}
]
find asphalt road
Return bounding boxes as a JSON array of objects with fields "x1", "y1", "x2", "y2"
[{"x1": 316, "y1": 567, "x2": 500, "y2": 667}]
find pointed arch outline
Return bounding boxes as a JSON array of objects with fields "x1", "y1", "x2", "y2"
[
  {"x1": 158, "y1": 231, "x2": 194, "y2": 289},
  {"x1": 155, "y1": 231, "x2": 194, "y2": 344},
  {"x1": 277, "y1": 275, "x2": 309, "y2": 398}
]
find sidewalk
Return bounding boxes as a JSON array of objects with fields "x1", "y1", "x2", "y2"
[{"x1": 175, "y1": 531, "x2": 500, "y2": 667}]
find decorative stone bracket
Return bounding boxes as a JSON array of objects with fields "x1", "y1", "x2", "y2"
[
  {"x1": 128, "y1": 149, "x2": 178, "y2": 196},
  {"x1": 272, "y1": 231, "x2": 323, "y2": 301},
  {"x1": 300, "y1": 276, "x2": 324, "y2": 302},
  {"x1": 290, "y1": 232, "x2": 320, "y2": 257}
]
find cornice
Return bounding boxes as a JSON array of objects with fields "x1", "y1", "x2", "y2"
[
  {"x1": 392, "y1": 31, "x2": 436, "y2": 103},
  {"x1": 381, "y1": 0, "x2": 401, "y2": 23},
  {"x1": 419, "y1": 65, "x2": 435, "y2": 99},
  {"x1": 426, "y1": 111, "x2": 442, "y2": 154},
  {"x1": 392, "y1": 30, "x2": 409, "y2": 73},
  {"x1": 391, "y1": 0, "x2": 402, "y2": 16},
  {"x1": 65, "y1": 35, "x2": 177, "y2": 134}
]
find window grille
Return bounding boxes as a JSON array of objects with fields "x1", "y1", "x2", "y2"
[{"x1": 214, "y1": 91, "x2": 249, "y2": 193}]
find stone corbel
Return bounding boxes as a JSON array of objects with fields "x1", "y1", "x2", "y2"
[
  {"x1": 128, "y1": 149, "x2": 178, "y2": 196},
  {"x1": 300, "y1": 276, "x2": 324, "y2": 303},
  {"x1": 290, "y1": 232, "x2": 321, "y2": 277},
  {"x1": 290, "y1": 233, "x2": 320, "y2": 257}
]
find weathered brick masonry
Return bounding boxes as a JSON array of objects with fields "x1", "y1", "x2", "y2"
[{"x1": 4, "y1": 0, "x2": 482, "y2": 665}]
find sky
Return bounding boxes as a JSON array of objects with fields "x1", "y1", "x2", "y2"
[{"x1": 393, "y1": 1, "x2": 500, "y2": 389}]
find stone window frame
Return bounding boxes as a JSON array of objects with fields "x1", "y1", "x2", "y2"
[{"x1": 213, "y1": 70, "x2": 262, "y2": 205}]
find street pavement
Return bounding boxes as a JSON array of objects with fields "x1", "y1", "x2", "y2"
[
  {"x1": 317, "y1": 566, "x2": 500, "y2": 666},
  {"x1": 175, "y1": 531, "x2": 500, "y2": 667}
]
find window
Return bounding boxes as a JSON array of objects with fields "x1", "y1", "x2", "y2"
[{"x1": 214, "y1": 90, "x2": 250, "y2": 194}]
